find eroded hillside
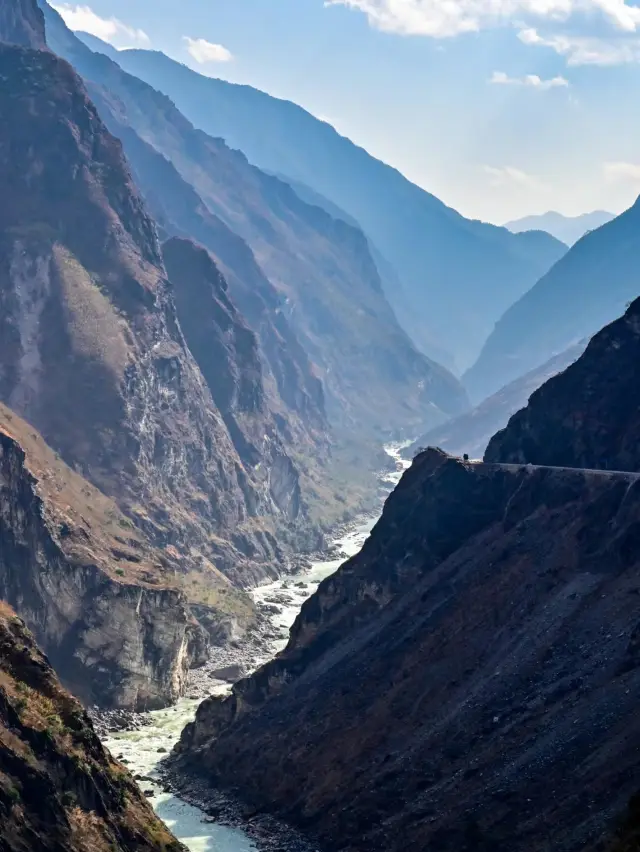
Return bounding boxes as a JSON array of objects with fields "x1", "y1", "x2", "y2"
[{"x1": 0, "y1": 602, "x2": 185, "y2": 851}]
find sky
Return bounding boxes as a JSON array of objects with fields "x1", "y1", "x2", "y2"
[{"x1": 50, "y1": 0, "x2": 640, "y2": 224}]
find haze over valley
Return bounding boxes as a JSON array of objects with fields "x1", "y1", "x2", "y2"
[{"x1": 1, "y1": 1, "x2": 640, "y2": 851}]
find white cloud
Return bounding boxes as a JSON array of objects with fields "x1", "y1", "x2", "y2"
[
  {"x1": 604, "y1": 161, "x2": 640, "y2": 181},
  {"x1": 484, "y1": 165, "x2": 550, "y2": 191},
  {"x1": 519, "y1": 26, "x2": 640, "y2": 63},
  {"x1": 327, "y1": 0, "x2": 640, "y2": 38},
  {"x1": 51, "y1": 4, "x2": 150, "y2": 46},
  {"x1": 490, "y1": 69, "x2": 570, "y2": 87},
  {"x1": 183, "y1": 36, "x2": 233, "y2": 64}
]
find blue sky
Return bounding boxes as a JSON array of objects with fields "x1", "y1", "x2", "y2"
[{"x1": 51, "y1": 0, "x2": 640, "y2": 223}]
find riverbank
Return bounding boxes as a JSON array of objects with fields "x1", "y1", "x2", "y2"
[{"x1": 98, "y1": 444, "x2": 411, "y2": 851}]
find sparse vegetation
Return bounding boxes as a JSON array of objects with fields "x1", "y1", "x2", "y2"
[{"x1": 0, "y1": 606, "x2": 184, "y2": 851}]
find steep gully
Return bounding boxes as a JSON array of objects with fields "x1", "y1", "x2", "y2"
[{"x1": 100, "y1": 444, "x2": 411, "y2": 851}]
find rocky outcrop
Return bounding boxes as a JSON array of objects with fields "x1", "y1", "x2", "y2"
[
  {"x1": 175, "y1": 449, "x2": 640, "y2": 852},
  {"x1": 465, "y1": 198, "x2": 640, "y2": 402},
  {"x1": 485, "y1": 296, "x2": 640, "y2": 471},
  {"x1": 96, "y1": 114, "x2": 328, "y2": 443},
  {"x1": 0, "y1": 41, "x2": 286, "y2": 582},
  {"x1": 0, "y1": 602, "x2": 185, "y2": 851},
  {"x1": 41, "y1": 3, "x2": 469, "y2": 440},
  {"x1": 0, "y1": 402, "x2": 209, "y2": 710},
  {"x1": 162, "y1": 237, "x2": 302, "y2": 519},
  {"x1": 0, "y1": 0, "x2": 46, "y2": 48},
  {"x1": 411, "y1": 341, "x2": 586, "y2": 461}
]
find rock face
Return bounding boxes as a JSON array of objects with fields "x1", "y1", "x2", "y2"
[
  {"x1": 0, "y1": 40, "x2": 284, "y2": 581},
  {"x1": 91, "y1": 42, "x2": 567, "y2": 372},
  {"x1": 0, "y1": 402, "x2": 207, "y2": 710},
  {"x1": 465, "y1": 198, "x2": 640, "y2": 402},
  {"x1": 162, "y1": 237, "x2": 301, "y2": 519},
  {"x1": 93, "y1": 108, "x2": 328, "y2": 446},
  {"x1": 411, "y1": 341, "x2": 586, "y2": 461},
  {"x1": 485, "y1": 296, "x2": 640, "y2": 472},
  {"x1": 41, "y1": 3, "x2": 469, "y2": 439},
  {"x1": 0, "y1": 0, "x2": 46, "y2": 48},
  {"x1": 0, "y1": 601, "x2": 185, "y2": 851},
  {"x1": 176, "y1": 450, "x2": 640, "y2": 851}
]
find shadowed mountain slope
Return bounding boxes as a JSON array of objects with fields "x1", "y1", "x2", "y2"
[
  {"x1": 411, "y1": 341, "x2": 586, "y2": 460},
  {"x1": 173, "y1": 269, "x2": 640, "y2": 851}
]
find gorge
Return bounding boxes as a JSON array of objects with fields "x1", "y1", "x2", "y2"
[
  {"x1": 98, "y1": 446, "x2": 410, "y2": 851},
  {"x1": 2, "y1": 1, "x2": 640, "y2": 851}
]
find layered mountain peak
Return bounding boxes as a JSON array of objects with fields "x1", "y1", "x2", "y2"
[
  {"x1": 94, "y1": 42, "x2": 566, "y2": 371},
  {"x1": 466, "y1": 198, "x2": 640, "y2": 402},
  {"x1": 0, "y1": 0, "x2": 46, "y2": 48},
  {"x1": 41, "y1": 2, "x2": 468, "y2": 442}
]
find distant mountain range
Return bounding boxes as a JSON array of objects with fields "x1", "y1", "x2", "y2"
[
  {"x1": 465, "y1": 198, "x2": 640, "y2": 402},
  {"x1": 75, "y1": 34, "x2": 565, "y2": 372},
  {"x1": 505, "y1": 210, "x2": 615, "y2": 246}
]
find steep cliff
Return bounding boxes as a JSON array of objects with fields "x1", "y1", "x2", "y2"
[
  {"x1": 466, "y1": 199, "x2": 640, "y2": 402},
  {"x1": 485, "y1": 296, "x2": 640, "y2": 471},
  {"x1": 0, "y1": 41, "x2": 285, "y2": 582},
  {"x1": 91, "y1": 104, "x2": 327, "y2": 444},
  {"x1": 41, "y1": 3, "x2": 468, "y2": 439},
  {"x1": 0, "y1": 402, "x2": 213, "y2": 710},
  {"x1": 0, "y1": 602, "x2": 185, "y2": 851},
  {"x1": 0, "y1": 0, "x2": 45, "y2": 48},
  {"x1": 162, "y1": 237, "x2": 301, "y2": 520},
  {"x1": 411, "y1": 341, "x2": 586, "y2": 461},
  {"x1": 175, "y1": 450, "x2": 640, "y2": 851}
]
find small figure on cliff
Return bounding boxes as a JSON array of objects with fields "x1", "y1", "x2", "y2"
[{"x1": 463, "y1": 453, "x2": 469, "y2": 462}]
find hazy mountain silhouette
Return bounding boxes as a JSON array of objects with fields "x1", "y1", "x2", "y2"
[
  {"x1": 506, "y1": 209, "x2": 615, "y2": 246},
  {"x1": 466, "y1": 199, "x2": 640, "y2": 401},
  {"x1": 75, "y1": 39, "x2": 566, "y2": 371}
]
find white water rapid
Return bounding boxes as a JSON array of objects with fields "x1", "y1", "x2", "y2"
[{"x1": 103, "y1": 444, "x2": 411, "y2": 851}]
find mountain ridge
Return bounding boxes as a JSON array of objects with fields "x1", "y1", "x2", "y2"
[
  {"x1": 42, "y1": 3, "x2": 468, "y2": 440},
  {"x1": 73, "y1": 38, "x2": 566, "y2": 371},
  {"x1": 505, "y1": 210, "x2": 615, "y2": 246},
  {"x1": 409, "y1": 341, "x2": 587, "y2": 461},
  {"x1": 465, "y1": 197, "x2": 640, "y2": 402}
]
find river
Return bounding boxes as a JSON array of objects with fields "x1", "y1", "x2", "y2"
[{"x1": 103, "y1": 444, "x2": 411, "y2": 851}]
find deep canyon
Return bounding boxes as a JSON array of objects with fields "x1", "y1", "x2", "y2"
[
  {"x1": 98, "y1": 445, "x2": 410, "y2": 852},
  {"x1": 2, "y1": 1, "x2": 640, "y2": 851}
]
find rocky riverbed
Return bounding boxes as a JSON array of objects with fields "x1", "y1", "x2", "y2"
[{"x1": 98, "y1": 444, "x2": 411, "y2": 851}]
